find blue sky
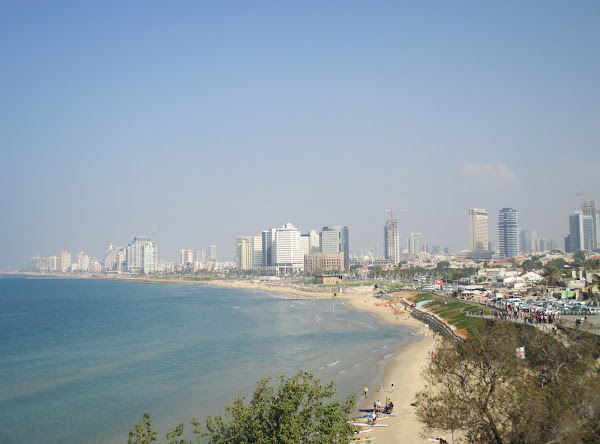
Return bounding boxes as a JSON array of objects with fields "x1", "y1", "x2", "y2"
[{"x1": 1, "y1": 1, "x2": 599, "y2": 268}]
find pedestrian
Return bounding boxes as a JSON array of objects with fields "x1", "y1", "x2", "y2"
[
  {"x1": 364, "y1": 386, "x2": 368, "y2": 397},
  {"x1": 379, "y1": 382, "x2": 383, "y2": 392},
  {"x1": 391, "y1": 381, "x2": 394, "y2": 392}
]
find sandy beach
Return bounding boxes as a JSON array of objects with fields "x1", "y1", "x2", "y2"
[{"x1": 208, "y1": 279, "x2": 445, "y2": 443}]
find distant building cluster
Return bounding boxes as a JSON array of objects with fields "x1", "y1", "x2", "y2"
[
  {"x1": 104, "y1": 236, "x2": 158, "y2": 274},
  {"x1": 25, "y1": 197, "x2": 600, "y2": 276},
  {"x1": 27, "y1": 235, "x2": 158, "y2": 275},
  {"x1": 235, "y1": 223, "x2": 349, "y2": 275},
  {"x1": 176, "y1": 245, "x2": 220, "y2": 272}
]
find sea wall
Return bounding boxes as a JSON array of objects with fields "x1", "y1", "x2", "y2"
[{"x1": 399, "y1": 299, "x2": 465, "y2": 345}]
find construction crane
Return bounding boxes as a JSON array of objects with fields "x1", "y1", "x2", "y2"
[
  {"x1": 383, "y1": 208, "x2": 408, "y2": 220},
  {"x1": 152, "y1": 228, "x2": 160, "y2": 243},
  {"x1": 576, "y1": 192, "x2": 590, "y2": 207}
]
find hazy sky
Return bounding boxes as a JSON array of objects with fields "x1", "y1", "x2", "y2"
[{"x1": 1, "y1": 1, "x2": 599, "y2": 269}]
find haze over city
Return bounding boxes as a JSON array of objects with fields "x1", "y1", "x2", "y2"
[{"x1": 1, "y1": 1, "x2": 599, "y2": 270}]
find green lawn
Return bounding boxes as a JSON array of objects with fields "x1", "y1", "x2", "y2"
[{"x1": 411, "y1": 292, "x2": 499, "y2": 334}]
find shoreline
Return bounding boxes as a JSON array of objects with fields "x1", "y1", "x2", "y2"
[
  {"x1": 205, "y1": 279, "x2": 442, "y2": 443},
  {"x1": 14, "y1": 273, "x2": 442, "y2": 442}
]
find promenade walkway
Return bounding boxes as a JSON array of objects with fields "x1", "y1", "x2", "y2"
[{"x1": 465, "y1": 311, "x2": 600, "y2": 336}]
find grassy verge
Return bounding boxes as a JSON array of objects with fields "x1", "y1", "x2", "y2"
[{"x1": 409, "y1": 292, "x2": 499, "y2": 335}]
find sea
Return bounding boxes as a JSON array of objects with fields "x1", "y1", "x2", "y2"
[{"x1": 0, "y1": 275, "x2": 413, "y2": 443}]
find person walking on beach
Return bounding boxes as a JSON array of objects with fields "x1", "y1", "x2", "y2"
[
  {"x1": 364, "y1": 386, "x2": 368, "y2": 397},
  {"x1": 379, "y1": 382, "x2": 383, "y2": 392},
  {"x1": 391, "y1": 381, "x2": 394, "y2": 392}
]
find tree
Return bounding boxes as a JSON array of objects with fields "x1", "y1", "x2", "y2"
[
  {"x1": 415, "y1": 322, "x2": 600, "y2": 443},
  {"x1": 541, "y1": 266, "x2": 564, "y2": 287},
  {"x1": 129, "y1": 413, "x2": 157, "y2": 444},
  {"x1": 204, "y1": 371, "x2": 356, "y2": 444}
]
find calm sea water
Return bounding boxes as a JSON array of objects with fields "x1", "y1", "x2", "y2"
[{"x1": 0, "y1": 276, "x2": 412, "y2": 443}]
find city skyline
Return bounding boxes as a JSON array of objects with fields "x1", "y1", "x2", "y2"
[{"x1": 1, "y1": 2, "x2": 599, "y2": 269}]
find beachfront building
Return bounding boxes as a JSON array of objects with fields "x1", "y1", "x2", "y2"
[
  {"x1": 384, "y1": 218, "x2": 400, "y2": 266},
  {"x1": 468, "y1": 208, "x2": 489, "y2": 251},
  {"x1": 407, "y1": 232, "x2": 423, "y2": 255},
  {"x1": 208, "y1": 245, "x2": 217, "y2": 262},
  {"x1": 301, "y1": 229, "x2": 320, "y2": 257},
  {"x1": 320, "y1": 226, "x2": 349, "y2": 270},
  {"x1": 304, "y1": 252, "x2": 345, "y2": 273},
  {"x1": 77, "y1": 250, "x2": 90, "y2": 272},
  {"x1": 498, "y1": 208, "x2": 519, "y2": 258},
  {"x1": 262, "y1": 228, "x2": 277, "y2": 267},
  {"x1": 252, "y1": 235, "x2": 263, "y2": 270},
  {"x1": 179, "y1": 249, "x2": 194, "y2": 267},
  {"x1": 126, "y1": 236, "x2": 157, "y2": 274},
  {"x1": 60, "y1": 251, "x2": 72, "y2": 272},
  {"x1": 104, "y1": 245, "x2": 126, "y2": 273},
  {"x1": 272, "y1": 222, "x2": 304, "y2": 275},
  {"x1": 235, "y1": 236, "x2": 253, "y2": 271}
]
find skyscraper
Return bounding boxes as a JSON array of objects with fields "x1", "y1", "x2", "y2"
[
  {"x1": 320, "y1": 226, "x2": 349, "y2": 270},
  {"x1": 208, "y1": 245, "x2": 217, "y2": 262},
  {"x1": 498, "y1": 208, "x2": 519, "y2": 258},
  {"x1": 384, "y1": 218, "x2": 400, "y2": 265},
  {"x1": 235, "y1": 236, "x2": 253, "y2": 271},
  {"x1": 126, "y1": 236, "x2": 157, "y2": 274},
  {"x1": 582, "y1": 200, "x2": 600, "y2": 250},
  {"x1": 407, "y1": 233, "x2": 423, "y2": 255},
  {"x1": 468, "y1": 208, "x2": 489, "y2": 251},
  {"x1": 519, "y1": 229, "x2": 538, "y2": 253},
  {"x1": 252, "y1": 235, "x2": 263, "y2": 270},
  {"x1": 272, "y1": 222, "x2": 304, "y2": 274}
]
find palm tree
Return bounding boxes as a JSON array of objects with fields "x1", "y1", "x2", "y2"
[{"x1": 541, "y1": 266, "x2": 565, "y2": 288}]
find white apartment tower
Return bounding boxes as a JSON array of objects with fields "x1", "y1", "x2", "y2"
[
  {"x1": 468, "y1": 208, "x2": 489, "y2": 251},
  {"x1": 235, "y1": 236, "x2": 253, "y2": 271},
  {"x1": 384, "y1": 218, "x2": 400, "y2": 265},
  {"x1": 252, "y1": 236, "x2": 263, "y2": 270},
  {"x1": 126, "y1": 236, "x2": 158, "y2": 274},
  {"x1": 273, "y1": 222, "x2": 304, "y2": 274}
]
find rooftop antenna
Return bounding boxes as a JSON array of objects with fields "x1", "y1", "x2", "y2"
[{"x1": 383, "y1": 208, "x2": 408, "y2": 220}]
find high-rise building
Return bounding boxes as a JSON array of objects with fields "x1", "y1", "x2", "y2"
[
  {"x1": 498, "y1": 208, "x2": 519, "y2": 258},
  {"x1": 235, "y1": 236, "x2": 253, "y2": 271},
  {"x1": 262, "y1": 228, "x2": 276, "y2": 267},
  {"x1": 60, "y1": 251, "x2": 72, "y2": 272},
  {"x1": 252, "y1": 236, "x2": 263, "y2": 270},
  {"x1": 272, "y1": 222, "x2": 304, "y2": 274},
  {"x1": 519, "y1": 229, "x2": 538, "y2": 253},
  {"x1": 126, "y1": 236, "x2": 157, "y2": 274},
  {"x1": 300, "y1": 229, "x2": 320, "y2": 257},
  {"x1": 320, "y1": 226, "x2": 349, "y2": 270},
  {"x1": 582, "y1": 200, "x2": 600, "y2": 250},
  {"x1": 104, "y1": 245, "x2": 125, "y2": 272},
  {"x1": 468, "y1": 208, "x2": 489, "y2": 251},
  {"x1": 407, "y1": 233, "x2": 423, "y2": 255},
  {"x1": 179, "y1": 249, "x2": 194, "y2": 266},
  {"x1": 208, "y1": 245, "x2": 217, "y2": 262},
  {"x1": 77, "y1": 250, "x2": 90, "y2": 272},
  {"x1": 384, "y1": 218, "x2": 400, "y2": 265},
  {"x1": 47, "y1": 256, "x2": 58, "y2": 271}
]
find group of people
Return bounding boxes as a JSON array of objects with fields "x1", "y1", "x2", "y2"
[
  {"x1": 372, "y1": 397, "x2": 393, "y2": 414},
  {"x1": 493, "y1": 309, "x2": 557, "y2": 324}
]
